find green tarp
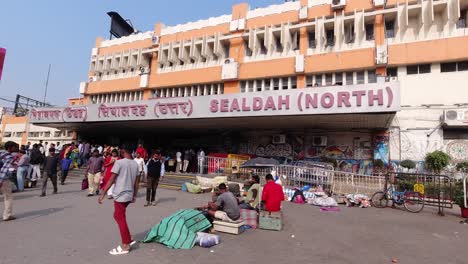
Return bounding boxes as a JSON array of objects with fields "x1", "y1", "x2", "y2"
[{"x1": 142, "y1": 209, "x2": 212, "y2": 249}]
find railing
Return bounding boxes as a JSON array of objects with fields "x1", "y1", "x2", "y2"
[{"x1": 331, "y1": 172, "x2": 386, "y2": 197}]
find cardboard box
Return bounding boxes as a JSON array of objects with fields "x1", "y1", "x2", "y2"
[
  {"x1": 259, "y1": 211, "x2": 283, "y2": 231},
  {"x1": 213, "y1": 220, "x2": 245, "y2": 235}
]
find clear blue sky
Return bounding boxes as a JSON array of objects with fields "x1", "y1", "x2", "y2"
[{"x1": 0, "y1": 0, "x2": 280, "y2": 106}]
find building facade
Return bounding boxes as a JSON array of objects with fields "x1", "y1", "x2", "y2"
[
  {"x1": 30, "y1": 0, "x2": 468, "y2": 173},
  {"x1": 0, "y1": 114, "x2": 75, "y2": 147}
]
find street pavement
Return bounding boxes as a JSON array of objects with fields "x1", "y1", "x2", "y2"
[{"x1": 1, "y1": 176, "x2": 468, "y2": 264}]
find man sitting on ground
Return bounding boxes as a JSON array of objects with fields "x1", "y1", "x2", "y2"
[
  {"x1": 261, "y1": 174, "x2": 284, "y2": 212},
  {"x1": 203, "y1": 183, "x2": 240, "y2": 222}
]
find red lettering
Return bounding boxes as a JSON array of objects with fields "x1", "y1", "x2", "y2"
[
  {"x1": 220, "y1": 99, "x2": 229, "y2": 112},
  {"x1": 230, "y1": 98, "x2": 240, "y2": 112},
  {"x1": 368, "y1": 89, "x2": 384, "y2": 106},
  {"x1": 352, "y1": 90, "x2": 366, "y2": 107},
  {"x1": 242, "y1": 98, "x2": 251, "y2": 111},
  {"x1": 321, "y1": 93, "x2": 334, "y2": 108},
  {"x1": 337, "y1": 92, "x2": 351, "y2": 107},
  {"x1": 210, "y1": 100, "x2": 219, "y2": 113},
  {"x1": 253, "y1": 97, "x2": 263, "y2": 111},
  {"x1": 264, "y1": 96, "x2": 276, "y2": 111},
  {"x1": 305, "y1": 94, "x2": 318, "y2": 109},
  {"x1": 278, "y1": 95, "x2": 290, "y2": 110}
]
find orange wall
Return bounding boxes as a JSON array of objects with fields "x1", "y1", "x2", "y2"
[
  {"x1": 149, "y1": 66, "x2": 222, "y2": 88},
  {"x1": 98, "y1": 39, "x2": 153, "y2": 55},
  {"x1": 86, "y1": 77, "x2": 142, "y2": 94},
  {"x1": 388, "y1": 36, "x2": 468, "y2": 65},
  {"x1": 1, "y1": 115, "x2": 28, "y2": 145},
  {"x1": 239, "y1": 57, "x2": 295, "y2": 80},
  {"x1": 68, "y1": 98, "x2": 85, "y2": 106},
  {"x1": 305, "y1": 48, "x2": 375, "y2": 73}
]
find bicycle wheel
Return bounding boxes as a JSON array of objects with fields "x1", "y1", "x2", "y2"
[
  {"x1": 371, "y1": 191, "x2": 389, "y2": 208},
  {"x1": 403, "y1": 192, "x2": 425, "y2": 213}
]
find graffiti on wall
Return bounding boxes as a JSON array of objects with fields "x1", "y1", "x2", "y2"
[
  {"x1": 255, "y1": 143, "x2": 293, "y2": 157},
  {"x1": 374, "y1": 132, "x2": 389, "y2": 165},
  {"x1": 446, "y1": 140, "x2": 468, "y2": 162}
]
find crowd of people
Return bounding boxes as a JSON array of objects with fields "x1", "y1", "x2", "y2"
[{"x1": 0, "y1": 140, "x2": 283, "y2": 256}]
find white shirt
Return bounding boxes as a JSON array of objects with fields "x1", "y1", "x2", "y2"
[
  {"x1": 98, "y1": 146, "x2": 103, "y2": 154},
  {"x1": 134, "y1": 157, "x2": 145, "y2": 172},
  {"x1": 176, "y1": 152, "x2": 182, "y2": 162},
  {"x1": 78, "y1": 144, "x2": 83, "y2": 153}
]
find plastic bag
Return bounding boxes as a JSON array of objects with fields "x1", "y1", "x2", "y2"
[{"x1": 196, "y1": 232, "x2": 220, "y2": 248}]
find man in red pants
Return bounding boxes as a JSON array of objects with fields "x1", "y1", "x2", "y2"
[{"x1": 99, "y1": 148, "x2": 139, "y2": 255}]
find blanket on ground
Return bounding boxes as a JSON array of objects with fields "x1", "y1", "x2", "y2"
[{"x1": 142, "y1": 209, "x2": 212, "y2": 249}]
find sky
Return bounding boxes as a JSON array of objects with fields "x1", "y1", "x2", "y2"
[{"x1": 0, "y1": 0, "x2": 280, "y2": 106}]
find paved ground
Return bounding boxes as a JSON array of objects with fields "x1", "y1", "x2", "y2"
[{"x1": 1, "y1": 176, "x2": 468, "y2": 264}]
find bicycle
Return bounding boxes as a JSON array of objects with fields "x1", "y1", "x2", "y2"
[{"x1": 371, "y1": 177, "x2": 425, "y2": 213}]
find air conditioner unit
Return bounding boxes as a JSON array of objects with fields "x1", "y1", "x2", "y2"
[
  {"x1": 152, "y1": 35, "x2": 160, "y2": 45},
  {"x1": 444, "y1": 109, "x2": 468, "y2": 127},
  {"x1": 373, "y1": 0, "x2": 386, "y2": 7},
  {"x1": 312, "y1": 136, "x2": 328, "y2": 147},
  {"x1": 331, "y1": 0, "x2": 346, "y2": 9},
  {"x1": 272, "y1": 135, "x2": 286, "y2": 144},
  {"x1": 221, "y1": 58, "x2": 238, "y2": 80},
  {"x1": 299, "y1": 6, "x2": 308, "y2": 20}
]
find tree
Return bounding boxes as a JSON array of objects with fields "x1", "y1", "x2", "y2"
[
  {"x1": 400, "y1": 160, "x2": 416, "y2": 170},
  {"x1": 425, "y1": 151, "x2": 451, "y2": 174}
]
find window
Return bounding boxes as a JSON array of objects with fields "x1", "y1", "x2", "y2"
[
  {"x1": 326, "y1": 29, "x2": 335, "y2": 47},
  {"x1": 265, "y1": 79, "x2": 271, "y2": 91},
  {"x1": 357, "y1": 71, "x2": 365, "y2": 84},
  {"x1": 306, "y1": 76, "x2": 313, "y2": 87},
  {"x1": 441, "y1": 62, "x2": 457, "y2": 72},
  {"x1": 256, "y1": 80, "x2": 263, "y2": 92},
  {"x1": 325, "y1": 74, "x2": 333, "y2": 86},
  {"x1": 273, "y1": 78, "x2": 280, "y2": 90},
  {"x1": 14, "y1": 132, "x2": 23, "y2": 137},
  {"x1": 274, "y1": 35, "x2": 283, "y2": 53},
  {"x1": 308, "y1": 31, "x2": 316, "y2": 48},
  {"x1": 223, "y1": 42, "x2": 230, "y2": 58},
  {"x1": 259, "y1": 36, "x2": 267, "y2": 55},
  {"x1": 314, "y1": 75, "x2": 322, "y2": 86},
  {"x1": 345, "y1": 72, "x2": 353, "y2": 85},
  {"x1": 248, "y1": 80, "x2": 254, "y2": 92},
  {"x1": 281, "y1": 77, "x2": 289, "y2": 90},
  {"x1": 67, "y1": 131, "x2": 73, "y2": 137},
  {"x1": 345, "y1": 24, "x2": 355, "y2": 44},
  {"x1": 291, "y1": 77, "x2": 297, "y2": 89},
  {"x1": 4, "y1": 132, "x2": 11, "y2": 137},
  {"x1": 457, "y1": 10, "x2": 467, "y2": 29},
  {"x1": 385, "y1": 20, "x2": 395, "y2": 38},
  {"x1": 44, "y1": 132, "x2": 51, "y2": 138},
  {"x1": 365, "y1": 24, "x2": 374, "y2": 41},
  {"x1": 387, "y1": 67, "x2": 398, "y2": 77},
  {"x1": 54, "y1": 131, "x2": 61, "y2": 137},
  {"x1": 368, "y1": 70, "x2": 377, "y2": 83},
  {"x1": 244, "y1": 39, "x2": 252, "y2": 57},
  {"x1": 407, "y1": 65, "x2": 418, "y2": 75},
  {"x1": 335, "y1": 72, "x2": 343, "y2": 85},
  {"x1": 458, "y1": 61, "x2": 468, "y2": 71},
  {"x1": 241, "y1": 81, "x2": 246, "y2": 93},
  {"x1": 419, "y1": 64, "x2": 431, "y2": 74}
]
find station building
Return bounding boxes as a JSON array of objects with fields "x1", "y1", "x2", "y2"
[{"x1": 31, "y1": 0, "x2": 468, "y2": 173}]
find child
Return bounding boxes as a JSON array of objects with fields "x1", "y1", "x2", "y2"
[{"x1": 61, "y1": 154, "x2": 73, "y2": 185}]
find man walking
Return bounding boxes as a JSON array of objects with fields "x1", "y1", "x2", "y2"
[
  {"x1": 16, "y1": 150, "x2": 30, "y2": 192},
  {"x1": 40, "y1": 148, "x2": 60, "y2": 197},
  {"x1": 99, "y1": 148, "x2": 139, "y2": 255},
  {"x1": 145, "y1": 151, "x2": 164, "y2": 207},
  {"x1": 0, "y1": 141, "x2": 19, "y2": 221},
  {"x1": 82, "y1": 141, "x2": 91, "y2": 166},
  {"x1": 85, "y1": 150, "x2": 104, "y2": 197},
  {"x1": 29, "y1": 144, "x2": 44, "y2": 188}
]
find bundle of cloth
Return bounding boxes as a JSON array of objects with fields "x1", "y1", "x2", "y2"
[
  {"x1": 307, "y1": 195, "x2": 338, "y2": 207},
  {"x1": 345, "y1": 194, "x2": 371, "y2": 208},
  {"x1": 143, "y1": 209, "x2": 212, "y2": 249}
]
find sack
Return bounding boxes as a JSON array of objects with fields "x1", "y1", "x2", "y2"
[
  {"x1": 81, "y1": 178, "x2": 88, "y2": 190},
  {"x1": 186, "y1": 182, "x2": 202, "y2": 194},
  {"x1": 195, "y1": 232, "x2": 220, "y2": 248}
]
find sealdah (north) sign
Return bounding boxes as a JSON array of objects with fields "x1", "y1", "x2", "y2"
[{"x1": 30, "y1": 82, "x2": 400, "y2": 124}]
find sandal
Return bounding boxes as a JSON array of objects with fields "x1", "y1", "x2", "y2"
[{"x1": 109, "y1": 245, "x2": 129, "y2": 255}]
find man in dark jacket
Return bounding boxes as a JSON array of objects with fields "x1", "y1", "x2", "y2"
[
  {"x1": 40, "y1": 148, "x2": 60, "y2": 197},
  {"x1": 145, "y1": 151, "x2": 165, "y2": 207},
  {"x1": 29, "y1": 144, "x2": 44, "y2": 188}
]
